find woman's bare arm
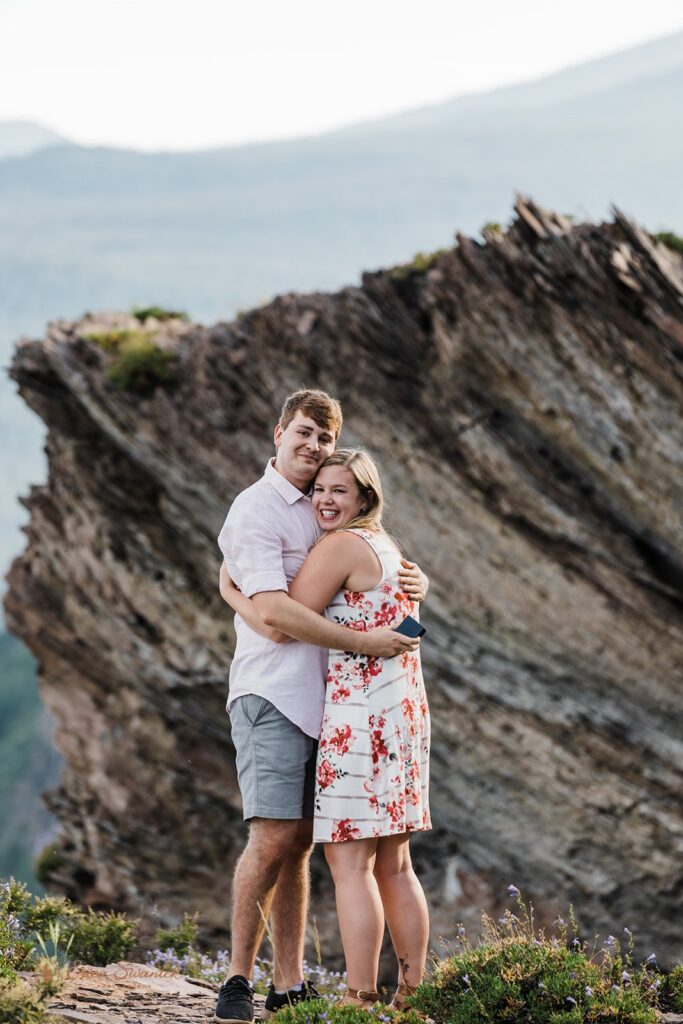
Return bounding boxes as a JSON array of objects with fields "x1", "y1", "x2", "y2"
[
  {"x1": 219, "y1": 535, "x2": 420, "y2": 658},
  {"x1": 287, "y1": 532, "x2": 371, "y2": 611}
]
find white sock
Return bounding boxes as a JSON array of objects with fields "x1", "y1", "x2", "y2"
[{"x1": 275, "y1": 980, "x2": 304, "y2": 994}]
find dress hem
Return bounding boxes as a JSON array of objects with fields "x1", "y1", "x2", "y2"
[{"x1": 314, "y1": 822, "x2": 432, "y2": 844}]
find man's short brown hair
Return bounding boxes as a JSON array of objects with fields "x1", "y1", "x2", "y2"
[{"x1": 279, "y1": 389, "x2": 343, "y2": 440}]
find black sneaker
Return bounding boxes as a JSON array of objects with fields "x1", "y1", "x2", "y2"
[
  {"x1": 264, "y1": 980, "x2": 321, "y2": 1015},
  {"x1": 214, "y1": 975, "x2": 255, "y2": 1023}
]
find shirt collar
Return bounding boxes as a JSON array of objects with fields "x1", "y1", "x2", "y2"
[{"x1": 264, "y1": 458, "x2": 311, "y2": 505}]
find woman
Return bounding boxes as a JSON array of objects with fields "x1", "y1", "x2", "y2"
[{"x1": 221, "y1": 449, "x2": 431, "y2": 1008}]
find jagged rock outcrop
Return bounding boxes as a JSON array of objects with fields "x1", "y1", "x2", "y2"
[{"x1": 5, "y1": 197, "x2": 683, "y2": 964}]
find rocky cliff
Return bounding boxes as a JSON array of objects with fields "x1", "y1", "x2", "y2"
[{"x1": 5, "y1": 197, "x2": 683, "y2": 963}]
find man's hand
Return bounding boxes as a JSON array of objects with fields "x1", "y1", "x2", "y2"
[
  {"x1": 398, "y1": 559, "x2": 429, "y2": 602},
  {"x1": 360, "y1": 626, "x2": 420, "y2": 659}
]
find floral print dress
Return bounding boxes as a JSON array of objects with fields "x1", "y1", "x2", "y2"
[{"x1": 313, "y1": 529, "x2": 431, "y2": 843}]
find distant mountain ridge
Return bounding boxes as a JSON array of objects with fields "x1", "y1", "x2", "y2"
[
  {"x1": 340, "y1": 28, "x2": 683, "y2": 135},
  {"x1": 0, "y1": 120, "x2": 69, "y2": 160}
]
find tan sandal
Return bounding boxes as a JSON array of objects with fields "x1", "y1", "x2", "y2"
[
  {"x1": 389, "y1": 981, "x2": 418, "y2": 1010},
  {"x1": 339, "y1": 988, "x2": 381, "y2": 1007}
]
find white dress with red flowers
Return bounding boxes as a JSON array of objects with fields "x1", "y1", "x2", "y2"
[{"x1": 313, "y1": 529, "x2": 431, "y2": 843}]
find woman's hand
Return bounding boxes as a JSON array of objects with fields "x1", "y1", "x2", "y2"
[{"x1": 399, "y1": 559, "x2": 429, "y2": 602}]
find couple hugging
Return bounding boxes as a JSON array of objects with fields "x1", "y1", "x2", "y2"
[{"x1": 214, "y1": 389, "x2": 432, "y2": 1024}]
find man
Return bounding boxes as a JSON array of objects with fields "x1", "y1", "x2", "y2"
[{"x1": 214, "y1": 389, "x2": 427, "y2": 1023}]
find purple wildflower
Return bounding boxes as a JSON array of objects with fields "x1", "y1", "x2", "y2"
[
  {"x1": 507, "y1": 884, "x2": 520, "y2": 896},
  {"x1": 585, "y1": 986, "x2": 593, "y2": 997},
  {"x1": 566, "y1": 996, "x2": 577, "y2": 1005},
  {"x1": 622, "y1": 971, "x2": 631, "y2": 984}
]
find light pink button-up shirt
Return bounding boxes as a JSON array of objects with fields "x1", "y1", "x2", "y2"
[{"x1": 217, "y1": 459, "x2": 327, "y2": 738}]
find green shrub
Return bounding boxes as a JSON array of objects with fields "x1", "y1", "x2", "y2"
[
  {"x1": 2, "y1": 877, "x2": 138, "y2": 970},
  {"x1": 65, "y1": 908, "x2": 137, "y2": 966},
  {"x1": 106, "y1": 336, "x2": 177, "y2": 393},
  {"x1": 481, "y1": 221, "x2": 503, "y2": 234},
  {"x1": 0, "y1": 976, "x2": 47, "y2": 1024},
  {"x1": 390, "y1": 248, "x2": 449, "y2": 280},
  {"x1": 24, "y1": 894, "x2": 76, "y2": 936},
  {"x1": 0, "y1": 880, "x2": 34, "y2": 977},
  {"x1": 1, "y1": 878, "x2": 31, "y2": 918},
  {"x1": 411, "y1": 894, "x2": 658, "y2": 1024},
  {"x1": 33, "y1": 845, "x2": 63, "y2": 887},
  {"x1": 274, "y1": 1000, "x2": 423, "y2": 1024},
  {"x1": 0, "y1": 954, "x2": 67, "y2": 1023},
  {"x1": 653, "y1": 230, "x2": 683, "y2": 255},
  {"x1": 155, "y1": 913, "x2": 199, "y2": 957},
  {"x1": 659, "y1": 963, "x2": 683, "y2": 1012},
  {"x1": 133, "y1": 306, "x2": 189, "y2": 323}
]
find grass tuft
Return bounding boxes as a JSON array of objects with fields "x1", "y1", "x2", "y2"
[
  {"x1": 653, "y1": 230, "x2": 683, "y2": 255},
  {"x1": 106, "y1": 336, "x2": 177, "y2": 393},
  {"x1": 83, "y1": 328, "x2": 144, "y2": 352},
  {"x1": 155, "y1": 913, "x2": 199, "y2": 957},
  {"x1": 132, "y1": 306, "x2": 189, "y2": 323},
  {"x1": 83, "y1": 327, "x2": 178, "y2": 393},
  {"x1": 389, "y1": 249, "x2": 449, "y2": 281},
  {"x1": 274, "y1": 1001, "x2": 423, "y2": 1024},
  {"x1": 659, "y1": 963, "x2": 683, "y2": 1012}
]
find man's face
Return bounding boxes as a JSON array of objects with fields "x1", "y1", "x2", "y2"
[{"x1": 274, "y1": 410, "x2": 336, "y2": 488}]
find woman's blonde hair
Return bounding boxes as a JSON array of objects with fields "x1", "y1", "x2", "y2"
[{"x1": 316, "y1": 448, "x2": 400, "y2": 550}]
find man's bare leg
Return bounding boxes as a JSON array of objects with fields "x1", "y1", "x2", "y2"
[
  {"x1": 269, "y1": 819, "x2": 314, "y2": 990},
  {"x1": 228, "y1": 819, "x2": 303, "y2": 981}
]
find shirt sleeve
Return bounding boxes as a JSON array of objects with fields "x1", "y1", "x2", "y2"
[{"x1": 218, "y1": 503, "x2": 288, "y2": 598}]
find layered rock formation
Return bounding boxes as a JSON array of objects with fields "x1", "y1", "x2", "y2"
[{"x1": 5, "y1": 198, "x2": 683, "y2": 964}]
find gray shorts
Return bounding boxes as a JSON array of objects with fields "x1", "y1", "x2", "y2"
[{"x1": 230, "y1": 694, "x2": 317, "y2": 821}]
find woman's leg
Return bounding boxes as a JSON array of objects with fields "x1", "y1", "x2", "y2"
[
  {"x1": 324, "y1": 838, "x2": 383, "y2": 996},
  {"x1": 374, "y1": 834, "x2": 429, "y2": 993}
]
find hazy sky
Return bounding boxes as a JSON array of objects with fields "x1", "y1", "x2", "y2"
[{"x1": 2, "y1": 0, "x2": 682, "y2": 151}]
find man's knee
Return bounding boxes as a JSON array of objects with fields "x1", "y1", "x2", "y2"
[
  {"x1": 288, "y1": 819, "x2": 314, "y2": 857},
  {"x1": 247, "y1": 818, "x2": 310, "y2": 865}
]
